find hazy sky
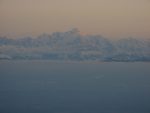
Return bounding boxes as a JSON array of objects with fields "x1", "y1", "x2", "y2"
[{"x1": 0, "y1": 0, "x2": 150, "y2": 38}]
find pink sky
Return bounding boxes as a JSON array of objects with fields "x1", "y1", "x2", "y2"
[{"x1": 0, "y1": 0, "x2": 150, "y2": 39}]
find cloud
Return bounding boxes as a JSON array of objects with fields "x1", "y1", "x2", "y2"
[{"x1": 0, "y1": 29, "x2": 150, "y2": 61}]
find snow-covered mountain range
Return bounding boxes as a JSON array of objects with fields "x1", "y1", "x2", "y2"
[{"x1": 0, "y1": 29, "x2": 150, "y2": 61}]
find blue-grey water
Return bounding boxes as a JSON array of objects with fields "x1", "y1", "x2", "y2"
[{"x1": 0, "y1": 61, "x2": 150, "y2": 113}]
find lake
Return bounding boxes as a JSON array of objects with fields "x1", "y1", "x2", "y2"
[{"x1": 0, "y1": 61, "x2": 150, "y2": 113}]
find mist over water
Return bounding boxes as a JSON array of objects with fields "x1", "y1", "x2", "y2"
[{"x1": 0, "y1": 61, "x2": 150, "y2": 113}]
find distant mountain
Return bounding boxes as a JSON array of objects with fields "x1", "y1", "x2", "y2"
[{"x1": 0, "y1": 29, "x2": 150, "y2": 61}]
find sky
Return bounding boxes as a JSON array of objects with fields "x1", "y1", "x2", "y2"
[{"x1": 0, "y1": 0, "x2": 150, "y2": 39}]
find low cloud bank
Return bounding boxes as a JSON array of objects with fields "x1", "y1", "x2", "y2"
[{"x1": 0, "y1": 29, "x2": 150, "y2": 61}]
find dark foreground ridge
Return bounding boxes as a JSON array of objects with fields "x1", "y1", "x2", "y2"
[{"x1": 0, "y1": 29, "x2": 150, "y2": 62}]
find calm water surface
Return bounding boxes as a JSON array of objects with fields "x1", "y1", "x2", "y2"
[{"x1": 0, "y1": 61, "x2": 150, "y2": 113}]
